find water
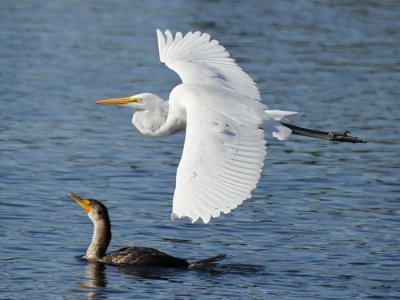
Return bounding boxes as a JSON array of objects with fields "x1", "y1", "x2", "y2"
[{"x1": 1, "y1": 0, "x2": 399, "y2": 299}]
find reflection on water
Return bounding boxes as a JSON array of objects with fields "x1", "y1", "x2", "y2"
[
  {"x1": 79, "y1": 262, "x2": 107, "y2": 300},
  {"x1": 84, "y1": 261, "x2": 107, "y2": 289},
  {"x1": 80, "y1": 258, "x2": 266, "y2": 292},
  {"x1": 1, "y1": 0, "x2": 399, "y2": 299}
]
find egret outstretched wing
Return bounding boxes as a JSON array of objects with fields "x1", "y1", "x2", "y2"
[
  {"x1": 157, "y1": 30, "x2": 261, "y2": 101},
  {"x1": 157, "y1": 30, "x2": 268, "y2": 223}
]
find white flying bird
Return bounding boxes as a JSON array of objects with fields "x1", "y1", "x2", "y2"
[{"x1": 96, "y1": 30, "x2": 365, "y2": 224}]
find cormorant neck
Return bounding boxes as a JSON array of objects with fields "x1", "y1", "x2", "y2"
[{"x1": 85, "y1": 218, "x2": 111, "y2": 260}]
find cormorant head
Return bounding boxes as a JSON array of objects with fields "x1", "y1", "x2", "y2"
[{"x1": 68, "y1": 192, "x2": 110, "y2": 224}]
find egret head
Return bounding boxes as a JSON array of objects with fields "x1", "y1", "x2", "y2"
[{"x1": 95, "y1": 93, "x2": 162, "y2": 110}]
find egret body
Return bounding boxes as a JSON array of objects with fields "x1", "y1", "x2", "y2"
[{"x1": 96, "y1": 30, "x2": 364, "y2": 224}]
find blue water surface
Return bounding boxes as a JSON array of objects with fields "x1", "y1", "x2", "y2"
[{"x1": 1, "y1": 1, "x2": 399, "y2": 299}]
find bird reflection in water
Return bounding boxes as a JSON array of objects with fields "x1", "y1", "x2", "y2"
[
  {"x1": 84, "y1": 261, "x2": 107, "y2": 288},
  {"x1": 80, "y1": 255, "x2": 266, "y2": 290}
]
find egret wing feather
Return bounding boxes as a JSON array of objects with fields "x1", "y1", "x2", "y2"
[
  {"x1": 157, "y1": 29, "x2": 261, "y2": 101},
  {"x1": 171, "y1": 88, "x2": 266, "y2": 223}
]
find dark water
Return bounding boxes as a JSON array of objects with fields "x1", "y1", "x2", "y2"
[{"x1": 1, "y1": 0, "x2": 399, "y2": 299}]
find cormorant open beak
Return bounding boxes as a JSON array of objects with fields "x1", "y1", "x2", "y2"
[
  {"x1": 95, "y1": 97, "x2": 141, "y2": 106},
  {"x1": 69, "y1": 192, "x2": 92, "y2": 213}
]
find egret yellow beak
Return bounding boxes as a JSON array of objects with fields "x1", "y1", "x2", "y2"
[
  {"x1": 95, "y1": 97, "x2": 141, "y2": 105},
  {"x1": 69, "y1": 192, "x2": 92, "y2": 213}
]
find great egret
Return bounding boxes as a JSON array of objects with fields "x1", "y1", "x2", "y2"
[
  {"x1": 96, "y1": 30, "x2": 365, "y2": 224},
  {"x1": 69, "y1": 192, "x2": 225, "y2": 267}
]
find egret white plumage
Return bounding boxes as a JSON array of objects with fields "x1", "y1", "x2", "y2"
[{"x1": 96, "y1": 30, "x2": 365, "y2": 224}]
